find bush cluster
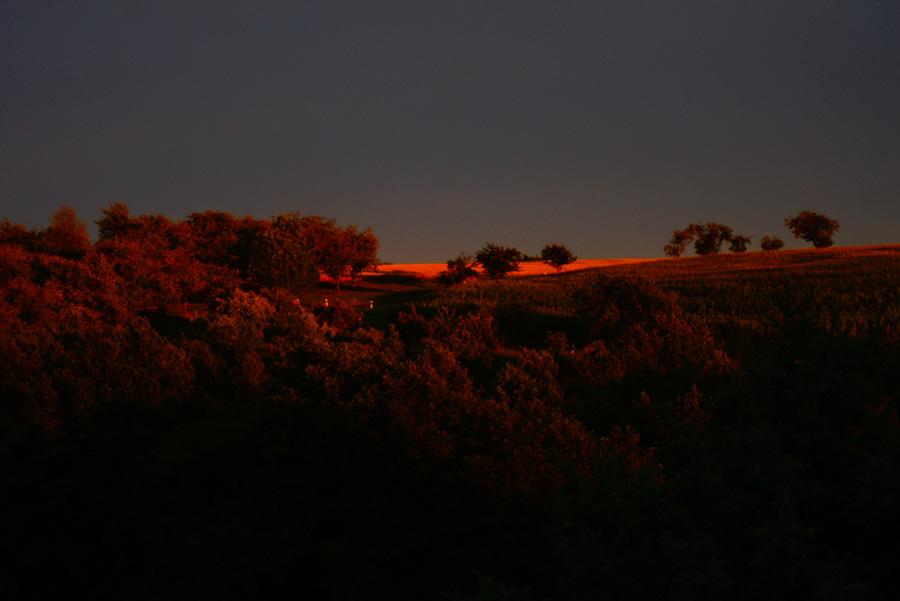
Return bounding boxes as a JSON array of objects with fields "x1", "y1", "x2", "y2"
[{"x1": 2, "y1": 207, "x2": 898, "y2": 600}]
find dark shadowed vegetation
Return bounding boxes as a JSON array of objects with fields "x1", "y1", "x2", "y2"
[{"x1": 2, "y1": 207, "x2": 898, "y2": 600}]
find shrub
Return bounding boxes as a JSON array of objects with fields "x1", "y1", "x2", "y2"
[
  {"x1": 573, "y1": 273, "x2": 732, "y2": 381},
  {"x1": 729, "y1": 235, "x2": 752, "y2": 252},
  {"x1": 437, "y1": 252, "x2": 478, "y2": 286},
  {"x1": 760, "y1": 235, "x2": 785, "y2": 251},
  {"x1": 312, "y1": 299, "x2": 365, "y2": 335}
]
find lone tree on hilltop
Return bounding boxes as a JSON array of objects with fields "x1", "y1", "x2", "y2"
[
  {"x1": 437, "y1": 252, "x2": 478, "y2": 286},
  {"x1": 729, "y1": 234, "x2": 752, "y2": 253},
  {"x1": 760, "y1": 235, "x2": 785, "y2": 251},
  {"x1": 476, "y1": 243, "x2": 522, "y2": 279},
  {"x1": 692, "y1": 222, "x2": 733, "y2": 255},
  {"x1": 785, "y1": 211, "x2": 840, "y2": 248},
  {"x1": 541, "y1": 243, "x2": 577, "y2": 273},
  {"x1": 664, "y1": 227, "x2": 696, "y2": 258}
]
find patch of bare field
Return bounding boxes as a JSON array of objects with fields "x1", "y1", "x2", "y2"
[{"x1": 372, "y1": 258, "x2": 657, "y2": 279}]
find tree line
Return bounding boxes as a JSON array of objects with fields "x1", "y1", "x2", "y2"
[
  {"x1": 664, "y1": 210, "x2": 841, "y2": 258},
  {"x1": 2, "y1": 203, "x2": 379, "y2": 302},
  {"x1": 437, "y1": 242, "x2": 578, "y2": 286},
  {"x1": 2, "y1": 203, "x2": 897, "y2": 599}
]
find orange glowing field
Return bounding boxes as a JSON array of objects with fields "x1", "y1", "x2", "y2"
[{"x1": 371, "y1": 258, "x2": 657, "y2": 279}]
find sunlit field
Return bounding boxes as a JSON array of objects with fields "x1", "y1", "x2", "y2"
[
  {"x1": 428, "y1": 245, "x2": 900, "y2": 342},
  {"x1": 373, "y1": 258, "x2": 655, "y2": 279}
]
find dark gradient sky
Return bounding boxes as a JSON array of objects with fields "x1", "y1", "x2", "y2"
[{"x1": 3, "y1": 1, "x2": 899, "y2": 262}]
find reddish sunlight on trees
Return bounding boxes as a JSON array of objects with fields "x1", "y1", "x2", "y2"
[{"x1": 2, "y1": 205, "x2": 899, "y2": 599}]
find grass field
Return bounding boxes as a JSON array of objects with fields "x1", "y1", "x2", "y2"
[
  {"x1": 371, "y1": 258, "x2": 655, "y2": 279},
  {"x1": 312, "y1": 246, "x2": 900, "y2": 324},
  {"x1": 308, "y1": 258, "x2": 656, "y2": 310}
]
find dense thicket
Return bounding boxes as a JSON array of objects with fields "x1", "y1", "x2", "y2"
[{"x1": 2, "y1": 210, "x2": 898, "y2": 600}]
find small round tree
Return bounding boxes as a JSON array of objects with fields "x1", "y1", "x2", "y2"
[
  {"x1": 729, "y1": 234, "x2": 752, "y2": 253},
  {"x1": 475, "y1": 243, "x2": 522, "y2": 279},
  {"x1": 437, "y1": 252, "x2": 478, "y2": 286},
  {"x1": 784, "y1": 211, "x2": 840, "y2": 248},
  {"x1": 541, "y1": 243, "x2": 577, "y2": 273},
  {"x1": 760, "y1": 235, "x2": 785, "y2": 251}
]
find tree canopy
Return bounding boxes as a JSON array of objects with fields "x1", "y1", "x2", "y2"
[
  {"x1": 36, "y1": 206, "x2": 91, "y2": 258},
  {"x1": 2, "y1": 204, "x2": 899, "y2": 600},
  {"x1": 475, "y1": 243, "x2": 522, "y2": 279},
  {"x1": 692, "y1": 222, "x2": 734, "y2": 255},
  {"x1": 541, "y1": 243, "x2": 577, "y2": 273},
  {"x1": 437, "y1": 252, "x2": 478, "y2": 286},
  {"x1": 760, "y1": 235, "x2": 785, "y2": 251},
  {"x1": 664, "y1": 227, "x2": 695, "y2": 258},
  {"x1": 785, "y1": 211, "x2": 840, "y2": 248},
  {"x1": 729, "y1": 234, "x2": 752, "y2": 253}
]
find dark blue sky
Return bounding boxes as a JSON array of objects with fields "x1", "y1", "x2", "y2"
[{"x1": 3, "y1": 1, "x2": 899, "y2": 262}]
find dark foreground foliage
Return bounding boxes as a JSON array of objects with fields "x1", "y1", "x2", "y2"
[{"x1": 3, "y1": 228, "x2": 900, "y2": 600}]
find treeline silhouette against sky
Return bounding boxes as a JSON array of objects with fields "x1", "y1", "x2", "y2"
[{"x1": 3, "y1": 1, "x2": 898, "y2": 262}]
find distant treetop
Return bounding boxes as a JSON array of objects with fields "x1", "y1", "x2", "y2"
[
  {"x1": 785, "y1": 211, "x2": 840, "y2": 248},
  {"x1": 541, "y1": 243, "x2": 577, "y2": 273},
  {"x1": 475, "y1": 243, "x2": 522, "y2": 279}
]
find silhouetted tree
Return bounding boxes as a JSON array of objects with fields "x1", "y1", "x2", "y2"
[
  {"x1": 760, "y1": 235, "x2": 785, "y2": 251},
  {"x1": 785, "y1": 211, "x2": 840, "y2": 248},
  {"x1": 664, "y1": 227, "x2": 696, "y2": 258},
  {"x1": 729, "y1": 234, "x2": 752, "y2": 253},
  {"x1": 476, "y1": 243, "x2": 522, "y2": 279},
  {"x1": 541, "y1": 243, "x2": 577, "y2": 273},
  {"x1": 437, "y1": 252, "x2": 478, "y2": 286},
  {"x1": 692, "y1": 222, "x2": 733, "y2": 255}
]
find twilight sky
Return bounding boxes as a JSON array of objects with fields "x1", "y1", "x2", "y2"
[{"x1": 2, "y1": 1, "x2": 899, "y2": 263}]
